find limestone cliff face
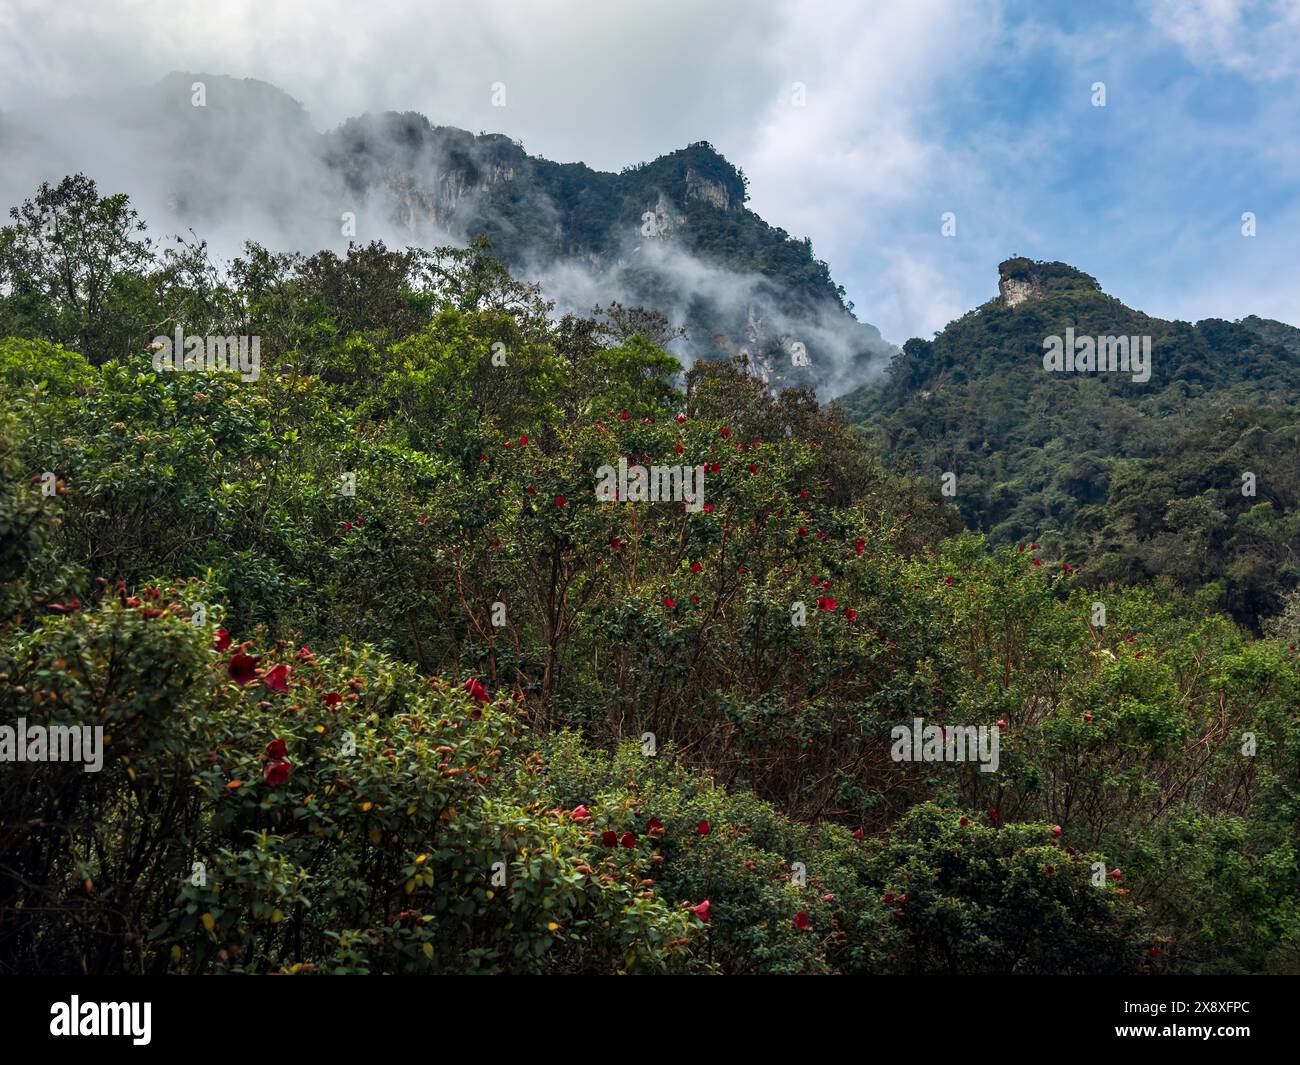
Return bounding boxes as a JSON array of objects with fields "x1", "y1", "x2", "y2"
[
  {"x1": 684, "y1": 168, "x2": 734, "y2": 210},
  {"x1": 999, "y1": 275, "x2": 1040, "y2": 307}
]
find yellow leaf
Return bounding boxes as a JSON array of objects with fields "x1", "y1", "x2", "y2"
[
  {"x1": 422, "y1": 942, "x2": 434, "y2": 959},
  {"x1": 170, "y1": 945, "x2": 182, "y2": 962},
  {"x1": 201, "y1": 913, "x2": 215, "y2": 932},
  {"x1": 361, "y1": 801, "x2": 373, "y2": 812},
  {"x1": 415, "y1": 854, "x2": 428, "y2": 864},
  {"x1": 405, "y1": 879, "x2": 416, "y2": 894},
  {"x1": 271, "y1": 908, "x2": 283, "y2": 923}
]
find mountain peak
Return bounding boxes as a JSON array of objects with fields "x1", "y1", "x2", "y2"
[{"x1": 997, "y1": 257, "x2": 1101, "y2": 307}]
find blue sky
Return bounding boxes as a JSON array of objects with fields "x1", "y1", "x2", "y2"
[{"x1": 2, "y1": 0, "x2": 1297, "y2": 343}]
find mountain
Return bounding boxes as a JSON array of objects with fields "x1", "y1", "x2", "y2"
[
  {"x1": 0, "y1": 73, "x2": 892, "y2": 396},
  {"x1": 839, "y1": 257, "x2": 1300, "y2": 627}
]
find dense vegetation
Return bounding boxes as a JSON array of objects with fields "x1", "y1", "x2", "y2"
[
  {"x1": 841, "y1": 258, "x2": 1300, "y2": 629},
  {"x1": 1, "y1": 181, "x2": 1298, "y2": 974}
]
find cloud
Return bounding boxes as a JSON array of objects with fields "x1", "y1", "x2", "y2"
[{"x1": 1148, "y1": 0, "x2": 1300, "y2": 81}]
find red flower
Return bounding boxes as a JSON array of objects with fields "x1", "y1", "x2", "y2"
[
  {"x1": 663, "y1": 596, "x2": 676, "y2": 609},
  {"x1": 570, "y1": 805, "x2": 591, "y2": 821},
  {"x1": 959, "y1": 816, "x2": 969, "y2": 827},
  {"x1": 263, "y1": 738, "x2": 288, "y2": 761},
  {"x1": 1109, "y1": 868, "x2": 1123, "y2": 880},
  {"x1": 675, "y1": 443, "x2": 685, "y2": 453},
  {"x1": 855, "y1": 538, "x2": 865, "y2": 556},
  {"x1": 264, "y1": 663, "x2": 291, "y2": 692},
  {"x1": 843, "y1": 608, "x2": 857, "y2": 621},
  {"x1": 323, "y1": 691, "x2": 343, "y2": 706},
  {"x1": 227, "y1": 653, "x2": 260, "y2": 685},
  {"x1": 944, "y1": 576, "x2": 953, "y2": 585},
  {"x1": 1052, "y1": 824, "x2": 1063, "y2": 837},
  {"x1": 676, "y1": 413, "x2": 687, "y2": 424},
  {"x1": 696, "y1": 820, "x2": 711, "y2": 836},
  {"x1": 692, "y1": 899, "x2": 712, "y2": 921},
  {"x1": 987, "y1": 807, "x2": 999, "y2": 822},
  {"x1": 798, "y1": 527, "x2": 808, "y2": 537},
  {"x1": 794, "y1": 911, "x2": 811, "y2": 931},
  {"x1": 417, "y1": 515, "x2": 429, "y2": 525},
  {"x1": 519, "y1": 434, "x2": 528, "y2": 445},
  {"x1": 463, "y1": 677, "x2": 489, "y2": 704},
  {"x1": 646, "y1": 816, "x2": 665, "y2": 836},
  {"x1": 263, "y1": 758, "x2": 291, "y2": 787},
  {"x1": 853, "y1": 828, "x2": 863, "y2": 839},
  {"x1": 702, "y1": 503, "x2": 714, "y2": 513},
  {"x1": 214, "y1": 628, "x2": 232, "y2": 651},
  {"x1": 554, "y1": 495, "x2": 567, "y2": 507},
  {"x1": 720, "y1": 426, "x2": 730, "y2": 437},
  {"x1": 690, "y1": 561, "x2": 702, "y2": 572},
  {"x1": 620, "y1": 831, "x2": 636, "y2": 848},
  {"x1": 1044, "y1": 864, "x2": 1056, "y2": 874},
  {"x1": 601, "y1": 830, "x2": 617, "y2": 847},
  {"x1": 1147, "y1": 946, "x2": 1161, "y2": 958}
]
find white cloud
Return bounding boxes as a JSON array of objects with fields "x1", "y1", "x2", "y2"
[{"x1": 1148, "y1": 0, "x2": 1300, "y2": 80}]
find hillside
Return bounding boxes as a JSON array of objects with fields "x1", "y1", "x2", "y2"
[
  {"x1": 3, "y1": 179, "x2": 1299, "y2": 975},
  {"x1": 840, "y1": 257, "x2": 1300, "y2": 626}
]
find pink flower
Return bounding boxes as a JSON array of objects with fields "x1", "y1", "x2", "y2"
[
  {"x1": 692, "y1": 899, "x2": 712, "y2": 922},
  {"x1": 571, "y1": 805, "x2": 591, "y2": 821}
]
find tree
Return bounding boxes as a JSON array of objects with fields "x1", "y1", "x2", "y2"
[{"x1": 0, "y1": 174, "x2": 155, "y2": 362}]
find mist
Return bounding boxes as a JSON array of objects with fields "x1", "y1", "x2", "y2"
[{"x1": 0, "y1": 72, "x2": 895, "y2": 397}]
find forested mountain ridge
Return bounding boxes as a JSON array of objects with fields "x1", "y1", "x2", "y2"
[
  {"x1": 0, "y1": 72, "x2": 891, "y2": 396},
  {"x1": 840, "y1": 257, "x2": 1300, "y2": 626}
]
